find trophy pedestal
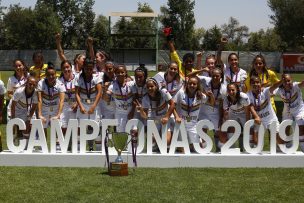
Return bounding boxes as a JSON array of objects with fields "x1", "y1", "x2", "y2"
[{"x1": 109, "y1": 162, "x2": 128, "y2": 176}]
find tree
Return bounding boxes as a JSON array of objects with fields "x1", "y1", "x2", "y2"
[
  {"x1": 201, "y1": 25, "x2": 222, "y2": 50},
  {"x1": 221, "y1": 17, "x2": 249, "y2": 49},
  {"x1": 192, "y1": 27, "x2": 205, "y2": 50},
  {"x1": 268, "y1": 0, "x2": 304, "y2": 51},
  {"x1": 36, "y1": 0, "x2": 95, "y2": 49},
  {"x1": 246, "y1": 28, "x2": 284, "y2": 51},
  {"x1": 112, "y1": 2, "x2": 156, "y2": 49},
  {"x1": 160, "y1": 0, "x2": 196, "y2": 49},
  {"x1": 0, "y1": 0, "x2": 6, "y2": 49},
  {"x1": 131, "y1": 2, "x2": 156, "y2": 48},
  {"x1": 92, "y1": 15, "x2": 110, "y2": 51},
  {"x1": 2, "y1": 4, "x2": 60, "y2": 49}
]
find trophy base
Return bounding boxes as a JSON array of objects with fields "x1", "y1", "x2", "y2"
[{"x1": 109, "y1": 162, "x2": 128, "y2": 176}]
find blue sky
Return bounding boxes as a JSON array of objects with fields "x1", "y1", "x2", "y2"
[{"x1": 1, "y1": 0, "x2": 274, "y2": 32}]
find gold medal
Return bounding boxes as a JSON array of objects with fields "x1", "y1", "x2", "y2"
[
  {"x1": 87, "y1": 99, "x2": 91, "y2": 104},
  {"x1": 50, "y1": 107, "x2": 53, "y2": 112},
  {"x1": 187, "y1": 117, "x2": 191, "y2": 122}
]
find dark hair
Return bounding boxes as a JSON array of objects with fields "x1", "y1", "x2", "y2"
[
  {"x1": 228, "y1": 52, "x2": 238, "y2": 61},
  {"x1": 115, "y1": 64, "x2": 127, "y2": 73},
  {"x1": 249, "y1": 54, "x2": 269, "y2": 80},
  {"x1": 60, "y1": 60, "x2": 72, "y2": 78},
  {"x1": 185, "y1": 75, "x2": 203, "y2": 100},
  {"x1": 135, "y1": 66, "x2": 147, "y2": 82},
  {"x1": 32, "y1": 51, "x2": 44, "y2": 61},
  {"x1": 137, "y1": 64, "x2": 148, "y2": 80},
  {"x1": 45, "y1": 62, "x2": 56, "y2": 74},
  {"x1": 227, "y1": 82, "x2": 241, "y2": 105},
  {"x1": 13, "y1": 59, "x2": 28, "y2": 78},
  {"x1": 182, "y1": 53, "x2": 195, "y2": 63},
  {"x1": 84, "y1": 58, "x2": 94, "y2": 67}
]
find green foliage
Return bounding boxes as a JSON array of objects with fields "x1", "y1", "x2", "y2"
[
  {"x1": 221, "y1": 17, "x2": 249, "y2": 50},
  {"x1": 201, "y1": 25, "x2": 222, "y2": 50},
  {"x1": 160, "y1": 0, "x2": 196, "y2": 49},
  {"x1": 1, "y1": 4, "x2": 60, "y2": 49},
  {"x1": 111, "y1": 2, "x2": 156, "y2": 49},
  {"x1": 92, "y1": 15, "x2": 111, "y2": 51},
  {"x1": 36, "y1": 0, "x2": 95, "y2": 49},
  {"x1": 268, "y1": 0, "x2": 304, "y2": 51},
  {"x1": 246, "y1": 28, "x2": 285, "y2": 51}
]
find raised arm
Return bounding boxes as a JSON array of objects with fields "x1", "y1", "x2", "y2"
[
  {"x1": 87, "y1": 37, "x2": 95, "y2": 61},
  {"x1": 269, "y1": 79, "x2": 284, "y2": 94},
  {"x1": 55, "y1": 33, "x2": 67, "y2": 61}
]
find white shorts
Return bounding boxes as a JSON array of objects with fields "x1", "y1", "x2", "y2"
[
  {"x1": 199, "y1": 111, "x2": 220, "y2": 130},
  {"x1": 229, "y1": 113, "x2": 246, "y2": 127},
  {"x1": 41, "y1": 109, "x2": 60, "y2": 128},
  {"x1": 76, "y1": 103, "x2": 99, "y2": 121},
  {"x1": 283, "y1": 110, "x2": 304, "y2": 125},
  {"x1": 115, "y1": 113, "x2": 129, "y2": 132},
  {"x1": 61, "y1": 109, "x2": 77, "y2": 128}
]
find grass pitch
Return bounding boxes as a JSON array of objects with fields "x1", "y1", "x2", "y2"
[{"x1": 0, "y1": 167, "x2": 303, "y2": 202}]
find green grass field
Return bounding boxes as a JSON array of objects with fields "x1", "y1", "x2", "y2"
[
  {"x1": 1, "y1": 71, "x2": 304, "y2": 202},
  {"x1": 0, "y1": 167, "x2": 304, "y2": 202}
]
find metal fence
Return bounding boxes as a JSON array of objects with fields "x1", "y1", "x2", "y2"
[{"x1": 0, "y1": 50, "x2": 282, "y2": 72}]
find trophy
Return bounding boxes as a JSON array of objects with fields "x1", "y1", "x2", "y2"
[{"x1": 109, "y1": 132, "x2": 129, "y2": 176}]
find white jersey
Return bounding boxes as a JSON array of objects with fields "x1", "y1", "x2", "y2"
[
  {"x1": 131, "y1": 84, "x2": 147, "y2": 103},
  {"x1": 223, "y1": 92, "x2": 250, "y2": 117},
  {"x1": 198, "y1": 76, "x2": 226, "y2": 129},
  {"x1": 153, "y1": 72, "x2": 183, "y2": 97},
  {"x1": 74, "y1": 73, "x2": 103, "y2": 104},
  {"x1": 7, "y1": 76, "x2": 27, "y2": 118},
  {"x1": 247, "y1": 87, "x2": 278, "y2": 126},
  {"x1": 58, "y1": 75, "x2": 77, "y2": 111},
  {"x1": 142, "y1": 89, "x2": 172, "y2": 119},
  {"x1": 174, "y1": 88, "x2": 207, "y2": 124},
  {"x1": 108, "y1": 80, "x2": 135, "y2": 114},
  {"x1": 199, "y1": 76, "x2": 227, "y2": 112},
  {"x1": 12, "y1": 86, "x2": 38, "y2": 118},
  {"x1": 0, "y1": 80, "x2": 6, "y2": 95},
  {"x1": 273, "y1": 82, "x2": 304, "y2": 116},
  {"x1": 100, "y1": 80, "x2": 115, "y2": 118},
  {"x1": 37, "y1": 78, "x2": 66, "y2": 110},
  {"x1": 7, "y1": 75, "x2": 27, "y2": 93},
  {"x1": 224, "y1": 67, "x2": 247, "y2": 85}
]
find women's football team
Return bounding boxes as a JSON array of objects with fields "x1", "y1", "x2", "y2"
[{"x1": 5, "y1": 33, "x2": 304, "y2": 153}]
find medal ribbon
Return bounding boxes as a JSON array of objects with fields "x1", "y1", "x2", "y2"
[
  {"x1": 230, "y1": 67, "x2": 239, "y2": 83},
  {"x1": 46, "y1": 80, "x2": 54, "y2": 99},
  {"x1": 187, "y1": 95, "x2": 194, "y2": 117},
  {"x1": 64, "y1": 77, "x2": 73, "y2": 99},
  {"x1": 253, "y1": 92, "x2": 260, "y2": 111},
  {"x1": 285, "y1": 90, "x2": 291, "y2": 113},
  {"x1": 84, "y1": 77, "x2": 92, "y2": 99},
  {"x1": 25, "y1": 91, "x2": 33, "y2": 114}
]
